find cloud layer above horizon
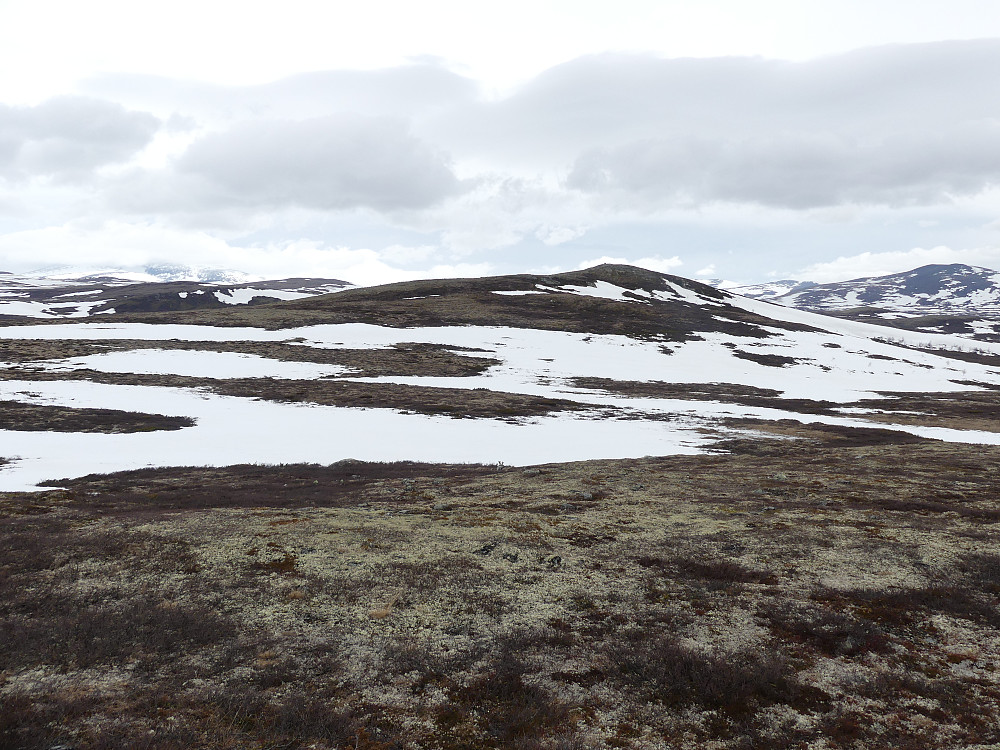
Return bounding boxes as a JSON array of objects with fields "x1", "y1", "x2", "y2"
[{"x1": 2, "y1": 39, "x2": 1000, "y2": 284}]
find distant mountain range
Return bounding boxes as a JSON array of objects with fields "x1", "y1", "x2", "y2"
[
  {"x1": 0, "y1": 265, "x2": 352, "y2": 318},
  {"x1": 724, "y1": 279, "x2": 817, "y2": 300},
  {"x1": 6, "y1": 261, "x2": 1000, "y2": 338},
  {"x1": 732, "y1": 264, "x2": 1000, "y2": 317}
]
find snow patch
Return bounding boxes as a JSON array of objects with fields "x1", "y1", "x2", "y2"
[
  {"x1": 41, "y1": 349, "x2": 352, "y2": 380},
  {"x1": 213, "y1": 288, "x2": 317, "y2": 305}
]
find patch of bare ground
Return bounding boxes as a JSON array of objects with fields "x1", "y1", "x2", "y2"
[
  {"x1": 0, "y1": 339, "x2": 499, "y2": 378},
  {"x1": 572, "y1": 377, "x2": 1000, "y2": 430},
  {"x1": 831, "y1": 310, "x2": 1000, "y2": 345},
  {"x1": 0, "y1": 368, "x2": 581, "y2": 419},
  {"x1": 846, "y1": 389, "x2": 1000, "y2": 432},
  {"x1": 190, "y1": 378, "x2": 583, "y2": 419},
  {"x1": 0, "y1": 400, "x2": 194, "y2": 433},
  {"x1": 867, "y1": 336, "x2": 1000, "y2": 367},
  {"x1": 3, "y1": 430, "x2": 1000, "y2": 748},
  {"x1": 571, "y1": 377, "x2": 838, "y2": 415}
]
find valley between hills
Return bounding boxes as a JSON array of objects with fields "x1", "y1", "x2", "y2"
[{"x1": 2, "y1": 264, "x2": 1000, "y2": 749}]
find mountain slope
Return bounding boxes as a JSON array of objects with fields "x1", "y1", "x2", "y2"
[
  {"x1": 774, "y1": 263, "x2": 1000, "y2": 315},
  {"x1": 0, "y1": 272, "x2": 351, "y2": 319},
  {"x1": 101, "y1": 263, "x2": 821, "y2": 339},
  {"x1": 728, "y1": 279, "x2": 816, "y2": 300}
]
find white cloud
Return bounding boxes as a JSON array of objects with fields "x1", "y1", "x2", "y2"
[
  {"x1": 0, "y1": 222, "x2": 230, "y2": 271},
  {"x1": 422, "y1": 176, "x2": 585, "y2": 255},
  {"x1": 81, "y1": 64, "x2": 477, "y2": 124},
  {"x1": 7, "y1": 0, "x2": 1000, "y2": 104},
  {"x1": 695, "y1": 264, "x2": 716, "y2": 277},
  {"x1": 0, "y1": 221, "x2": 482, "y2": 286},
  {"x1": 536, "y1": 224, "x2": 588, "y2": 246},
  {"x1": 423, "y1": 261, "x2": 496, "y2": 279},
  {"x1": 376, "y1": 244, "x2": 439, "y2": 265}
]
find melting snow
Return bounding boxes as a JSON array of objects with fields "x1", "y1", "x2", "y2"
[
  {"x1": 2, "y1": 307, "x2": 1000, "y2": 490},
  {"x1": 0, "y1": 379, "x2": 710, "y2": 492}
]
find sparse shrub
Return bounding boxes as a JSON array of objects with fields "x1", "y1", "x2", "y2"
[
  {"x1": 761, "y1": 601, "x2": 890, "y2": 656},
  {"x1": 958, "y1": 553, "x2": 1000, "y2": 595},
  {"x1": 0, "y1": 595, "x2": 237, "y2": 671},
  {"x1": 451, "y1": 652, "x2": 572, "y2": 743},
  {"x1": 252, "y1": 552, "x2": 299, "y2": 576},
  {"x1": 602, "y1": 631, "x2": 816, "y2": 716},
  {"x1": 814, "y1": 585, "x2": 1000, "y2": 628},
  {"x1": 635, "y1": 554, "x2": 776, "y2": 587},
  {"x1": 676, "y1": 559, "x2": 777, "y2": 585}
]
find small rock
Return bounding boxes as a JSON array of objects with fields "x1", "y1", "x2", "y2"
[
  {"x1": 523, "y1": 468, "x2": 541, "y2": 477},
  {"x1": 502, "y1": 552, "x2": 519, "y2": 563},
  {"x1": 433, "y1": 502, "x2": 454, "y2": 511},
  {"x1": 544, "y1": 555, "x2": 562, "y2": 569}
]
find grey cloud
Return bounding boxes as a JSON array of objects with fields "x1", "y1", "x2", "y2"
[
  {"x1": 80, "y1": 40, "x2": 1000, "y2": 221},
  {"x1": 432, "y1": 40, "x2": 1000, "y2": 209},
  {"x1": 158, "y1": 114, "x2": 463, "y2": 213},
  {"x1": 0, "y1": 97, "x2": 159, "y2": 181},
  {"x1": 441, "y1": 41, "x2": 1000, "y2": 158},
  {"x1": 568, "y1": 123, "x2": 1000, "y2": 209}
]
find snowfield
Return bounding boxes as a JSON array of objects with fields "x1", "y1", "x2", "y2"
[
  {"x1": 1, "y1": 282, "x2": 1000, "y2": 491},
  {"x1": 0, "y1": 379, "x2": 714, "y2": 492}
]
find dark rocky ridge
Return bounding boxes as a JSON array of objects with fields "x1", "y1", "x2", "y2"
[
  {"x1": 98, "y1": 263, "x2": 822, "y2": 339},
  {"x1": 0, "y1": 275, "x2": 351, "y2": 319}
]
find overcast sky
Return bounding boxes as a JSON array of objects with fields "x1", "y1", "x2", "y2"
[{"x1": 1, "y1": 0, "x2": 1000, "y2": 285}]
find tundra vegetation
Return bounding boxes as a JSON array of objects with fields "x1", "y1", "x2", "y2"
[{"x1": 2, "y1": 425, "x2": 999, "y2": 749}]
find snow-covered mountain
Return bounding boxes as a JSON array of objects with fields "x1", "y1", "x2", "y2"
[
  {"x1": 20, "y1": 263, "x2": 262, "y2": 284},
  {"x1": 770, "y1": 264, "x2": 1000, "y2": 316},
  {"x1": 728, "y1": 279, "x2": 817, "y2": 301},
  {"x1": 0, "y1": 266, "x2": 352, "y2": 318}
]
